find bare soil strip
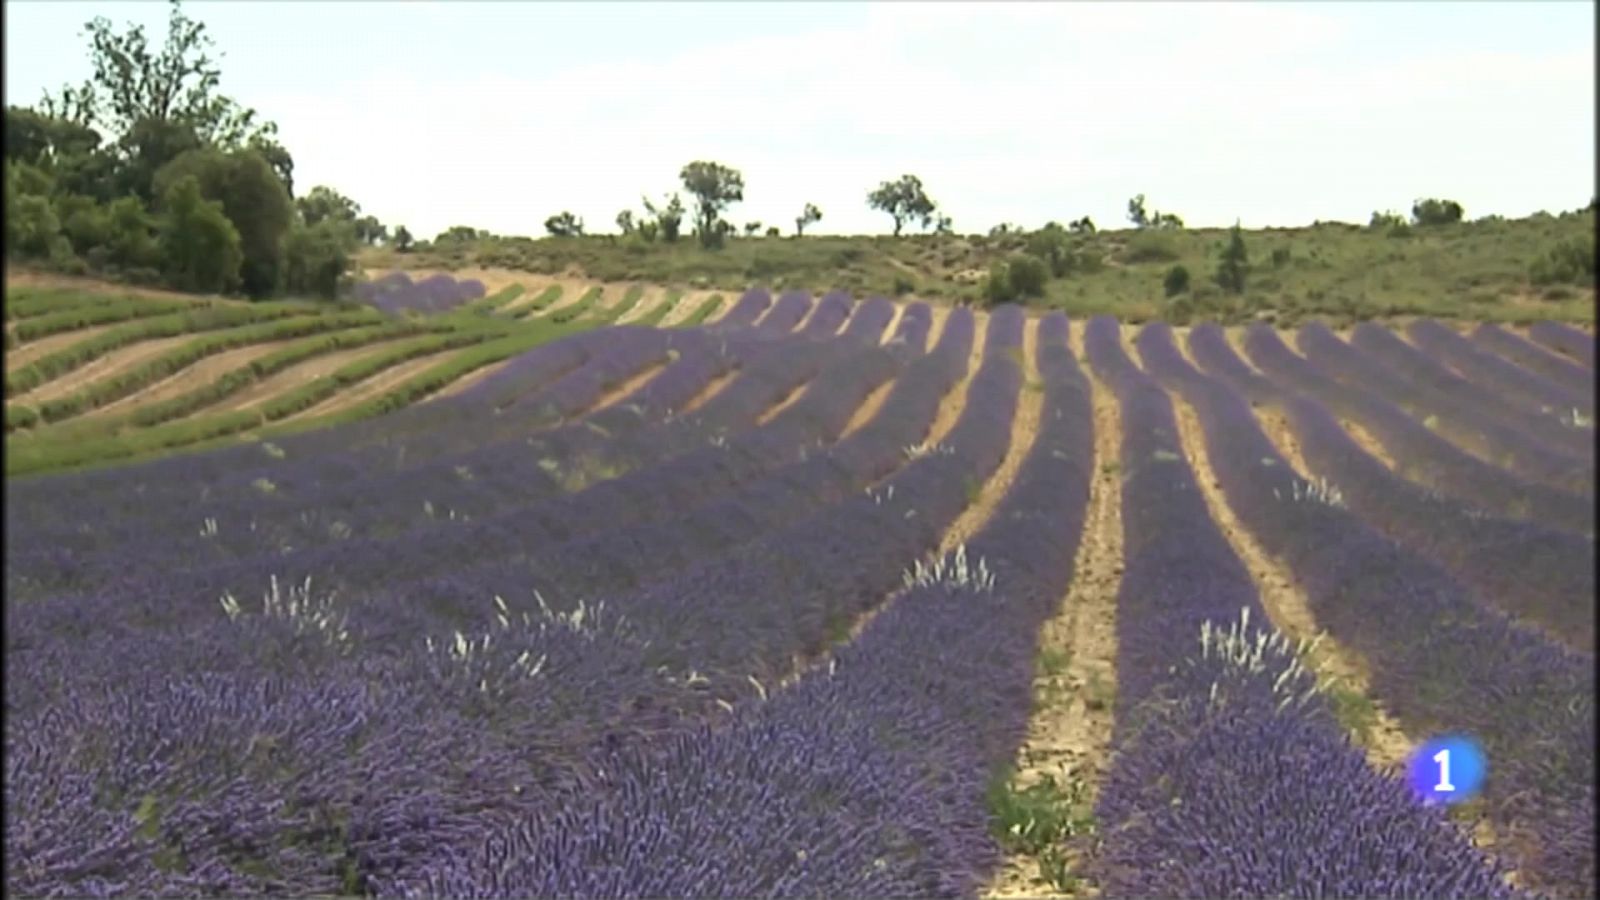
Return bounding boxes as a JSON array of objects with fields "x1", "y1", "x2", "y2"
[
  {"x1": 923, "y1": 303, "x2": 953, "y2": 351},
  {"x1": 214, "y1": 340, "x2": 417, "y2": 414},
  {"x1": 879, "y1": 302, "x2": 907, "y2": 347},
  {"x1": 284, "y1": 348, "x2": 465, "y2": 422},
  {"x1": 615, "y1": 287, "x2": 667, "y2": 326},
  {"x1": 656, "y1": 289, "x2": 725, "y2": 328},
  {"x1": 986, "y1": 325, "x2": 1123, "y2": 899},
  {"x1": 941, "y1": 317, "x2": 1042, "y2": 552},
  {"x1": 755, "y1": 382, "x2": 811, "y2": 426},
  {"x1": 424, "y1": 358, "x2": 513, "y2": 403},
  {"x1": 498, "y1": 279, "x2": 587, "y2": 316},
  {"x1": 14, "y1": 334, "x2": 196, "y2": 405},
  {"x1": 679, "y1": 369, "x2": 737, "y2": 415},
  {"x1": 6, "y1": 323, "x2": 121, "y2": 373},
  {"x1": 921, "y1": 311, "x2": 989, "y2": 449},
  {"x1": 589, "y1": 358, "x2": 673, "y2": 415},
  {"x1": 839, "y1": 380, "x2": 897, "y2": 439},
  {"x1": 531, "y1": 283, "x2": 604, "y2": 319},
  {"x1": 79, "y1": 341, "x2": 289, "y2": 421}
]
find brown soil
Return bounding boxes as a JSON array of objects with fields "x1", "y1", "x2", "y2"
[
  {"x1": 941, "y1": 316, "x2": 1042, "y2": 552},
  {"x1": 590, "y1": 357, "x2": 672, "y2": 414},
  {"x1": 657, "y1": 289, "x2": 726, "y2": 328},
  {"x1": 13, "y1": 334, "x2": 196, "y2": 406},
  {"x1": 1341, "y1": 418, "x2": 1401, "y2": 469},
  {"x1": 755, "y1": 382, "x2": 810, "y2": 426},
  {"x1": 615, "y1": 287, "x2": 669, "y2": 326},
  {"x1": 213, "y1": 340, "x2": 416, "y2": 414},
  {"x1": 79, "y1": 341, "x2": 289, "y2": 422},
  {"x1": 679, "y1": 369, "x2": 736, "y2": 415},
  {"x1": 922, "y1": 312, "x2": 989, "y2": 449},
  {"x1": 6, "y1": 323, "x2": 121, "y2": 372},
  {"x1": 923, "y1": 303, "x2": 954, "y2": 350},
  {"x1": 879, "y1": 303, "x2": 907, "y2": 346},
  {"x1": 986, "y1": 325, "x2": 1123, "y2": 898},
  {"x1": 840, "y1": 380, "x2": 897, "y2": 439},
  {"x1": 497, "y1": 278, "x2": 592, "y2": 316},
  {"x1": 285, "y1": 348, "x2": 464, "y2": 422},
  {"x1": 426, "y1": 358, "x2": 514, "y2": 403}
]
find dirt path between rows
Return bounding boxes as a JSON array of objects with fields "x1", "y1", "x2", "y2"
[
  {"x1": 986, "y1": 326, "x2": 1123, "y2": 899},
  {"x1": 283, "y1": 348, "x2": 466, "y2": 422},
  {"x1": 6, "y1": 324, "x2": 121, "y2": 373},
  {"x1": 879, "y1": 303, "x2": 907, "y2": 347},
  {"x1": 588, "y1": 357, "x2": 673, "y2": 415},
  {"x1": 498, "y1": 279, "x2": 591, "y2": 316},
  {"x1": 79, "y1": 341, "x2": 289, "y2": 422},
  {"x1": 839, "y1": 380, "x2": 897, "y2": 439},
  {"x1": 213, "y1": 340, "x2": 417, "y2": 414},
  {"x1": 657, "y1": 289, "x2": 726, "y2": 328},
  {"x1": 919, "y1": 312, "x2": 988, "y2": 450},
  {"x1": 941, "y1": 316, "x2": 1042, "y2": 552},
  {"x1": 615, "y1": 287, "x2": 671, "y2": 326},
  {"x1": 680, "y1": 369, "x2": 737, "y2": 415},
  {"x1": 14, "y1": 334, "x2": 196, "y2": 406}
]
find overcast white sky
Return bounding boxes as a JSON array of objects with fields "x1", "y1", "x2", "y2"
[{"x1": 6, "y1": 2, "x2": 1594, "y2": 239}]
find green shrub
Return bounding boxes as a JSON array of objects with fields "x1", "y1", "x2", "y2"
[
  {"x1": 1122, "y1": 231, "x2": 1180, "y2": 264},
  {"x1": 892, "y1": 276, "x2": 916, "y2": 296},
  {"x1": 1163, "y1": 265, "x2": 1191, "y2": 297},
  {"x1": 1411, "y1": 197, "x2": 1464, "y2": 226},
  {"x1": 1270, "y1": 247, "x2": 1291, "y2": 269},
  {"x1": 1005, "y1": 254, "x2": 1049, "y2": 298},
  {"x1": 1528, "y1": 235, "x2": 1596, "y2": 286}
]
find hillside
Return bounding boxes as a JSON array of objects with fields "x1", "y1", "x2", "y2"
[{"x1": 360, "y1": 210, "x2": 1597, "y2": 327}]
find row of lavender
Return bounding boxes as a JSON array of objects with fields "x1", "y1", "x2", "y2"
[
  {"x1": 1082, "y1": 317, "x2": 1512, "y2": 897},
  {"x1": 1134, "y1": 322, "x2": 1594, "y2": 896},
  {"x1": 2, "y1": 287, "x2": 779, "y2": 534},
  {"x1": 4, "y1": 305, "x2": 999, "y2": 895},
  {"x1": 3, "y1": 289, "x2": 828, "y2": 595},
  {"x1": 1298, "y1": 323, "x2": 1591, "y2": 496},
  {"x1": 20, "y1": 299, "x2": 908, "y2": 609},
  {"x1": 1188, "y1": 324, "x2": 1595, "y2": 652},
  {"x1": 352, "y1": 272, "x2": 488, "y2": 315},
  {"x1": 405, "y1": 307, "x2": 1060, "y2": 897}
]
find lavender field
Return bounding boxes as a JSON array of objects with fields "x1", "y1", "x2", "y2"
[{"x1": 4, "y1": 288, "x2": 1594, "y2": 899}]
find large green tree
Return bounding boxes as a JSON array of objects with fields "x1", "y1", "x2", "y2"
[
  {"x1": 680, "y1": 161, "x2": 744, "y2": 249},
  {"x1": 868, "y1": 175, "x2": 937, "y2": 236},
  {"x1": 155, "y1": 147, "x2": 293, "y2": 298},
  {"x1": 158, "y1": 173, "x2": 241, "y2": 293}
]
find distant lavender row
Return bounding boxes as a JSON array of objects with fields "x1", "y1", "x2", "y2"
[
  {"x1": 1527, "y1": 321, "x2": 1596, "y2": 369},
  {"x1": 1405, "y1": 319, "x2": 1589, "y2": 420},
  {"x1": 1298, "y1": 323, "x2": 1591, "y2": 496},
  {"x1": 403, "y1": 307, "x2": 1050, "y2": 898},
  {"x1": 412, "y1": 305, "x2": 967, "y2": 618},
  {"x1": 1349, "y1": 322, "x2": 1591, "y2": 459},
  {"x1": 1473, "y1": 323, "x2": 1594, "y2": 397},
  {"x1": 353, "y1": 272, "x2": 487, "y2": 315},
  {"x1": 1191, "y1": 326, "x2": 1595, "y2": 653},
  {"x1": 25, "y1": 319, "x2": 905, "y2": 618},
  {"x1": 1138, "y1": 323, "x2": 1596, "y2": 896},
  {"x1": 1222, "y1": 325, "x2": 1594, "y2": 536},
  {"x1": 1084, "y1": 316, "x2": 1511, "y2": 898}
]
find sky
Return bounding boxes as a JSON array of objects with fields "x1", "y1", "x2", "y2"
[{"x1": 5, "y1": 1, "x2": 1595, "y2": 240}]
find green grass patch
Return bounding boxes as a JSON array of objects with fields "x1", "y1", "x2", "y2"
[
  {"x1": 677, "y1": 294, "x2": 723, "y2": 327},
  {"x1": 548, "y1": 287, "x2": 604, "y2": 324},
  {"x1": 986, "y1": 763, "x2": 1097, "y2": 892},
  {"x1": 597, "y1": 285, "x2": 646, "y2": 323},
  {"x1": 460, "y1": 283, "x2": 525, "y2": 315},
  {"x1": 634, "y1": 289, "x2": 684, "y2": 327},
  {"x1": 511, "y1": 285, "x2": 564, "y2": 318},
  {"x1": 10, "y1": 293, "x2": 213, "y2": 341},
  {"x1": 5, "y1": 287, "x2": 199, "y2": 321}
]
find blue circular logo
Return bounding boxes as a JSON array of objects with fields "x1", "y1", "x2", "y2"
[{"x1": 1406, "y1": 734, "x2": 1487, "y2": 805}]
